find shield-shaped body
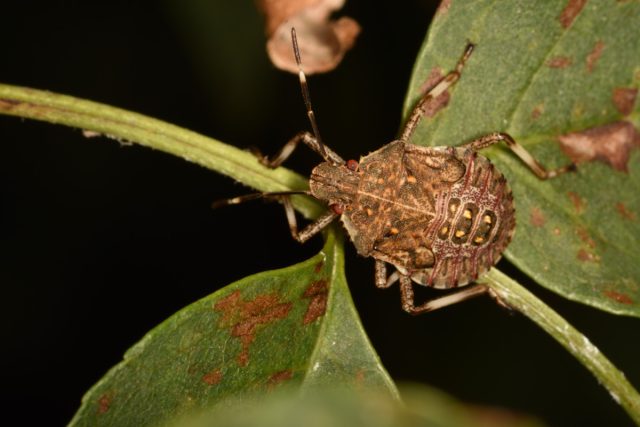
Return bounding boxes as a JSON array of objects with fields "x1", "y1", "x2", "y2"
[{"x1": 310, "y1": 140, "x2": 515, "y2": 289}]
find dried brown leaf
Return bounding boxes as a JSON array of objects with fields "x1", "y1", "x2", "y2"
[{"x1": 258, "y1": 0, "x2": 360, "y2": 74}]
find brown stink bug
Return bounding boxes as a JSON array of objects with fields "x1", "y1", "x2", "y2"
[{"x1": 218, "y1": 29, "x2": 575, "y2": 315}]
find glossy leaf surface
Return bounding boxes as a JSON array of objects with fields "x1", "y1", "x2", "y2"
[{"x1": 69, "y1": 230, "x2": 397, "y2": 426}]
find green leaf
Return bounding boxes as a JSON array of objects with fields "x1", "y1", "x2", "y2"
[
  {"x1": 68, "y1": 229, "x2": 397, "y2": 427},
  {"x1": 404, "y1": 0, "x2": 640, "y2": 316},
  {"x1": 169, "y1": 384, "x2": 547, "y2": 427}
]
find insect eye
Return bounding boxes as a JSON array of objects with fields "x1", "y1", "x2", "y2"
[
  {"x1": 346, "y1": 159, "x2": 359, "y2": 171},
  {"x1": 330, "y1": 203, "x2": 345, "y2": 215}
]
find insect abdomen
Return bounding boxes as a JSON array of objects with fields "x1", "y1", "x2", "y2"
[{"x1": 418, "y1": 148, "x2": 515, "y2": 289}]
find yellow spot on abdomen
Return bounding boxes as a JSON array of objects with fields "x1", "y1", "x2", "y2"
[{"x1": 455, "y1": 230, "x2": 465, "y2": 238}]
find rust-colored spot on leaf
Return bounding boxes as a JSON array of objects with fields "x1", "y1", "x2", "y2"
[
  {"x1": 418, "y1": 67, "x2": 450, "y2": 118},
  {"x1": 546, "y1": 56, "x2": 572, "y2": 68},
  {"x1": 530, "y1": 207, "x2": 546, "y2": 227},
  {"x1": 97, "y1": 393, "x2": 112, "y2": 415},
  {"x1": 576, "y1": 227, "x2": 596, "y2": 248},
  {"x1": 567, "y1": 191, "x2": 585, "y2": 214},
  {"x1": 202, "y1": 368, "x2": 223, "y2": 386},
  {"x1": 314, "y1": 260, "x2": 324, "y2": 273},
  {"x1": 214, "y1": 290, "x2": 293, "y2": 367},
  {"x1": 577, "y1": 249, "x2": 600, "y2": 262},
  {"x1": 258, "y1": 0, "x2": 360, "y2": 74},
  {"x1": 302, "y1": 280, "x2": 328, "y2": 325},
  {"x1": 586, "y1": 40, "x2": 605, "y2": 73},
  {"x1": 531, "y1": 104, "x2": 544, "y2": 120},
  {"x1": 436, "y1": 0, "x2": 452, "y2": 16},
  {"x1": 558, "y1": 121, "x2": 640, "y2": 172},
  {"x1": 616, "y1": 202, "x2": 637, "y2": 221},
  {"x1": 559, "y1": 0, "x2": 587, "y2": 28},
  {"x1": 612, "y1": 87, "x2": 638, "y2": 116},
  {"x1": 214, "y1": 291, "x2": 242, "y2": 321},
  {"x1": 267, "y1": 370, "x2": 293, "y2": 389},
  {"x1": 603, "y1": 290, "x2": 634, "y2": 305}
]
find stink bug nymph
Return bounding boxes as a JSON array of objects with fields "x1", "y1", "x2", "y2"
[{"x1": 217, "y1": 29, "x2": 575, "y2": 315}]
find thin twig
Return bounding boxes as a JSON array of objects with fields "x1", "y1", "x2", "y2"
[
  {"x1": 0, "y1": 83, "x2": 323, "y2": 220},
  {"x1": 485, "y1": 268, "x2": 640, "y2": 425}
]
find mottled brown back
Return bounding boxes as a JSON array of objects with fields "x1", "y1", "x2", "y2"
[{"x1": 341, "y1": 142, "x2": 515, "y2": 289}]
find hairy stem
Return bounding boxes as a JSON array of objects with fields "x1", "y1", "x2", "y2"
[
  {"x1": 485, "y1": 268, "x2": 640, "y2": 425},
  {"x1": 0, "y1": 83, "x2": 322, "y2": 219}
]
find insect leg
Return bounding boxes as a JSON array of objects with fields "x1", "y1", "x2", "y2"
[
  {"x1": 211, "y1": 191, "x2": 308, "y2": 209},
  {"x1": 400, "y1": 42, "x2": 475, "y2": 142},
  {"x1": 464, "y1": 132, "x2": 576, "y2": 179},
  {"x1": 213, "y1": 191, "x2": 333, "y2": 243},
  {"x1": 399, "y1": 275, "x2": 488, "y2": 315},
  {"x1": 374, "y1": 261, "x2": 399, "y2": 288},
  {"x1": 282, "y1": 196, "x2": 338, "y2": 243},
  {"x1": 253, "y1": 131, "x2": 343, "y2": 169}
]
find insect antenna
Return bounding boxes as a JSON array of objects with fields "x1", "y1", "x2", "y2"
[
  {"x1": 290, "y1": 28, "x2": 330, "y2": 162},
  {"x1": 211, "y1": 190, "x2": 310, "y2": 209}
]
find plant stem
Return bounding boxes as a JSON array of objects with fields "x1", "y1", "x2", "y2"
[
  {"x1": 485, "y1": 268, "x2": 640, "y2": 425},
  {"x1": 0, "y1": 83, "x2": 323, "y2": 219}
]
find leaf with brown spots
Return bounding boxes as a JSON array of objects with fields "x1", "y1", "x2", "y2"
[
  {"x1": 530, "y1": 207, "x2": 546, "y2": 227},
  {"x1": 567, "y1": 191, "x2": 585, "y2": 214},
  {"x1": 603, "y1": 290, "x2": 634, "y2": 305},
  {"x1": 302, "y1": 280, "x2": 329, "y2": 325},
  {"x1": 559, "y1": 0, "x2": 588, "y2": 28},
  {"x1": 546, "y1": 56, "x2": 572, "y2": 68},
  {"x1": 586, "y1": 40, "x2": 605, "y2": 72},
  {"x1": 612, "y1": 88, "x2": 638, "y2": 116},
  {"x1": 202, "y1": 369, "x2": 222, "y2": 386},
  {"x1": 69, "y1": 230, "x2": 397, "y2": 426},
  {"x1": 616, "y1": 202, "x2": 637, "y2": 221},
  {"x1": 404, "y1": 0, "x2": 640, "y2": 316}
]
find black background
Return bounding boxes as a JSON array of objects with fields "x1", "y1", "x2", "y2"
[{"x1": 1, "y1": 1, "x2": 639, "y2": 426}]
